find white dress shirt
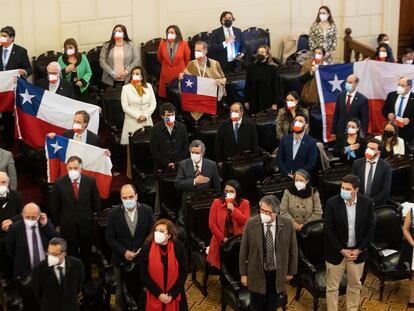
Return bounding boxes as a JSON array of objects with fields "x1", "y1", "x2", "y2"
[
  {"x1": 53, "y1": 259, "x2": 66, "y2": 283},
  {"x1": 49, "y1": 79, "x2": 61, "y2": 93},
  {"x1": 24, "y1": 221, "x2": 46, "y2": 267},
  {"x1": 344, "y1": 197, "x2": 357, "y2": 247},
  {"x1": 394, "y1": 93, "x2": 410, "y2": 117},
  {"x1": 222, "y1": 26, "x2": 236, "y2": 62},
  {"x1": 2, "y1": 43, "x2": 13, "y2": 68},
  {"x1": 364, "y1": 159, "x2": 378, "y2": 192},
  {"x1": 262, "y1": 220, "x2": 277, "y2": 267},
  {"x1": 292, "y1": 134, "x2": 303, "y2": 160}
]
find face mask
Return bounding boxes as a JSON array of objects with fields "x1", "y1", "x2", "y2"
[
  {"x1": 404, "y1": 59, "x2": 413, "y2": 64},
  {"x1": 47, "y1": 254, "x2": 60, "y2": 267},
  {"x1": 365, "y1": 148, "x2": 376, "y2": 160},
  {"x1": 345, "y1": 82, "x2": 353, "y2": 92},
  {"x1": 347, "y1": 127, "x2": 357, "y2": 134},
  {"x1": 24, "y1": 219, "x2": 38, "y2": 227},
  {"x1": 0, "y1": 185, "x2": 8, "y2": 196},
  {"x1": 383, "y1": 130, "x2": 394, "y2": 138},
  {"x1": 191, "y1": 153, "x2": 201, "y2": 163},
  {"x1": 72, "y1": 122, "x2": 83, "y2": 133},
  {"x1": 383, "y1": 40, "x2": 390, "y2": 45},
  {"x1": 260, "y1": 213, "x2": 272, "y2": 224},
  {"x1": 397, "y1": 85, "x2": 406, "y2": 95},
  {"x1": 48, "y1": 74, "x2": 58, "y2": 84},
  {"x1": 123, "y1": 199, "x2": 136, "y2": 210},
  {"x1": 230, "y1": 112, "x2": 240, "y2": 121},
  {"x1": 195, "y1": 51, "x2": 204, "y2": 60},
  {"x1": 314, "y1": 53, "x2": 322, "y2": 60},
  {"x1": 131, "y1": 74, "x2": 141, "y2": 84},
  {"x1": 378, "y1": 51, "x2": 387, "y2": 59},
  {"x1": 165, "y1": 115, "x2": 175, "y2": 126},
  {"x1": 114, "y1": 31, "x2": 124, "y2": 40},
  {"x1": 223, "y1": 20, "x2": 233, "y2": 28},
  {"x1": 68, "y1": 169, "x2": 80, "y2": 181},
  {"x1": 256, "y1": 54, "x2": 266, "y2": 62},
  {"x1": 167, "y1": 33, "x2": 176, "y2": 42},
  {"x1": 0, "y1": 37, "x2": 8, "y2": 45},
  {"x1": 340, "y1": 189, "x2": 352, "y2": 201},
  {"x1": 225, "y1": 191, "x2": 236, "y2": 203},
  {"x1": 292, "y1": 121, "x2": 305, "y2": 133},
  {"x1": 154, "y1": 231, "x2": 167, "y2": 244},
  {"x1": 286, "y1": 100, "x2": 296, "y2": 110},
  {"x1": 295, "y1": 181, "x2": 306, "y2": 191},
  {"x1": 319, "y1": 14, "x2": 328, "y2": 22},
  {"x1": 66, "y1": 48, "x2": 75, "y2": 56}
]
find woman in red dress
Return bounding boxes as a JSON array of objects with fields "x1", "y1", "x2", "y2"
[
  {"x1": 157, "y1": 25, "x2": 190, "y2": 98},
  {"x1": 207, "y1": 180, "x2": 250, "y2": 269}
]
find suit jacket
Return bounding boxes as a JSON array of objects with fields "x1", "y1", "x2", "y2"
[
  {"x1": 5, "y1": 219, "x2": 59, "y2": 278},
  {"x1": 277, "y1": 134, "x2": 318, "y2": 176},
  {"x1": 382, "y1": 91, "x2": 414, "y2": 142},
  {"x1": 332, "y1": 91, "x2": 369, "y2": 135},
  {"x1": 324, "y1": 193, "x2": 376, "y2": 264},
  {"x1": 0, "y1": 44, "x2": 32, "y2": 76},
  {"x1": 149, "y1": 120, "x2": 188, "y2": 170},
  {"x1": 0, "y1": 190, "x2": 22, "y2": 240},
  {"x1": 175, "y1": 157, "x2": 221, "y2": 198},
  {"x1": 352, "y1": 157, "x2": 392, "y2": 206},
  {"x1": 36, "y1": 78, "x2": 75, "y2": 99},
  {"x1": 239, "y1": 215, "x2": 298, "y2": 295},
  {"x1": 50, "y1": 174, "x2": 101, "y2": 240},
  {"x1": 0, "y1": 148, "x2": 17, "y2": 190},
  {"x1": 105, "y1": 203, "x2": 154, "y2": 267},
  {"x1": 32, "y1": 256, "x2": 84, "y2": 311},
  {"x1": 215, "y1": 117, "x2": 258, "y2": 162},
  {"x1": 209, "y1": 26, "x2": 245, "y2": 72},
  {"x1": 63, "y1": 129, "x2": 100, "y2": 147}
]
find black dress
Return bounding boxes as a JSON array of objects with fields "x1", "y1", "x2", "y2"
[
  {"x1": 244, "y1": 61, "x2": 280, "y2": 114},
  {"x1": 333, "y1": 133, "x2": 367, "y2": 165}
]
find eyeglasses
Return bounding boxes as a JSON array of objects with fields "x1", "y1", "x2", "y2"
[
  {"x1": 259, "y1": 208, "x2": 273, "y2": 216},
  {"x1": 24, "y1": 216, "x2": 39, "y2": 220},
  {"x1": 47, "y1": 252, "x2": 63, "y2": 256}
]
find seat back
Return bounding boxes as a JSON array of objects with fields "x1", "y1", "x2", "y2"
[
  {"x1": 242, "y1": 27, "x2": 270, "y2": 67},
  {"x1": 166, "y1": 79, "x2": 181, "y2": 112},
  {"x1": 254, "y1": 109, "x2": 278, "y2": 152},
  {"x1": 317, "y1": 164, "x2": 352, "y2": 206},
  {"x1": 388, "y1": 156, "x2": 411, "y2": 201},
  {"x1": 257, "y1": 174, "x2": 293, "y2": 201},
  {"x1": 225, "y1": 72, "x2": 246, "y2": 104},
  {"x1": 101, "y1": 86, "x2": 124, "y2": 132},
  {"x1": 158, "y1": 170, "x2": 181, "y2": 220},
  {"x1": 32, "y1": 50, "x2": 63, "y2": 82},
  {"x1": 297, "y1": 34, "x2": 310, "y2": 51},
  {"x1": 277, "y1": 66, "x2": 303, "y2": 99},
  {"x1": 189, "y1": 32, "x2": 212, "y2": 60},
  {"x1": 220, "y1": 235, "x2": 243, "y2": 280},
  {"x1": 373, "y1": 206, "x2": 403, "y2": 249},
  {"x1": 194, "y1": 117, "x2": 225, "y2": 161},
  {"x1": 86, "y1": 46, "x2": 104, "y2": 90},
  {"x1": 141, "y1": 38, "x2": 162, "y2": 82},
  {"x1": 129, "y1": 127, "x2": 153, "y2": 175},
  {"x1": 297, "y1": 220, "x2": 325, "y2": 267}
]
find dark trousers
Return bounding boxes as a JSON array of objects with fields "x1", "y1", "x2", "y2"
[
  {"x1": 250, "y1": 270, "x2": 277, "y2": 311},
  {"x1": 66, "y1": 225, "x2": 92, "y2": 282},
  {"x1": 309, "y1": 105, "x2": 323, "y2": 142},
  {"x1": 1, "y1": 111, "x2": 14, "y2": 147}
]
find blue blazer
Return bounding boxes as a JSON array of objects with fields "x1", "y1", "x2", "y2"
[{"x1": 277, "y1": 134, "x2": 318, "y2": 176}]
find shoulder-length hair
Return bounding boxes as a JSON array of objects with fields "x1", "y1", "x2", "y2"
[
  {"x1": 165, "y1": 25, "x2": 183, "y2": 42},
  {"x1": 255, "y1": 45, "x2": 276, "y2": 66},
  {"x1": 220, "y1": 179, "x2": 244, "y2": 206},
  {"x1": 314, "y1": 6, "x2": 335, "y2": 24},
  {"x1": 105, "y1": 24, "x2": 131, "y2": 57},
  {"x1": 381, "y1": 121, "x2": 399, "y2": 147},
  {"x1": 347, "y1": 117, "x2": 363, "y2": 137},
  {"x1": 146, "y1": 218, "x2": 177, "y2": 242},
  {"x1": 63, "y1": 38, "x2": 81, "y2": 59},
  {"x1": 129, "y1": 65, "x2": 148, "y2": 88}
]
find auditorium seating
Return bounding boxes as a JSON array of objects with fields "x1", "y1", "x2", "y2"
[
  {"x1": 140, "y1": 38, "x2": 162, "y2": 84},
  {"x1": 194, "y1": 116, "x2": 225, "y2": 162},
  {"x1": 256, "y1": 173, "x2": 293, "y2": 201},
  {"x1": 254, "y1": 109, "x2": 278, "y2": 153},
  {"x1": 316, "y1": 164, "x2": 352, "y2": 207},
  {"x1": 86, "y1": 46, "x2": 104, "y2": 92},
  {"x1": 242, "y1": 27, "x2": 270, "y2": 67},
  {"x1": 101, "y1": 85, "x2": 124, "y2": 144},
  {"x1": 158, "y1": 170, "x2": 182, "y2": 221}
]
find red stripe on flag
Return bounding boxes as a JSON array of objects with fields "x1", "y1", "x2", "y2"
[
  {"x1": 324, "y1": 102, "x2": 336, "y2": 142},
  {"x1": 368, "y1": 99, "x2": 387, "y2": 135},
  {"x1": 181, "y1": 93, "x2": 216, "y2": 115},
  {"x1": 0, "y1": 91, "x2": 14, "y2": 112}
]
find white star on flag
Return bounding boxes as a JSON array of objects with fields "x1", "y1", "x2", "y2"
[
  {"x1": 185, "y1": 79, "x2": 194, "y2": 88},
  {"x1": 328, "y1": 74, "x2": 344, "y2": 92},
  {"x1": 50, "y1": 141, "x2": 63, "y2": 153},
  {"x1": 19, "y1": 89, "x2": 36, "y2": 105}
]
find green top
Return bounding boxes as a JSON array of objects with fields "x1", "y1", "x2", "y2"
[{"x1": 57, "y1": 53, "x2": 92, "y2": 93}]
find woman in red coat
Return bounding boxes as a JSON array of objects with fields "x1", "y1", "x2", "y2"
[
  {"x1": 157, "y1": 25, "x2": 190, "y2": 98},
  {"x1": 207, "y1": 179, "x2": 250, "y2": 269}
]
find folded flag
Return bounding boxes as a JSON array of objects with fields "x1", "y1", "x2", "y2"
[
  {"x1": 0, "y1": 70, "x2": 19, "y2": 112},
  {"x1": 181, "y1": 74, "x2": 217, "y2": 115},
  {"x1": 45, "y1": 135, "x2": 112, "y2": 198},
  {"x1": 15, "y1": 78, "x2": 100, "y2": 148}
]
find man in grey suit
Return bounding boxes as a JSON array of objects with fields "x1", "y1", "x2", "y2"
[
  {"x1": 240, "y1": 195, "x2": 298, "y2": 311},
  {"x1": 0, "y1": 148, "x2": 17, "y2": 190}
]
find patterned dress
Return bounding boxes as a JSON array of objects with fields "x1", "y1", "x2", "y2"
[{"x1": 309, "y1": 22, "x2": 337, "y2": 63}]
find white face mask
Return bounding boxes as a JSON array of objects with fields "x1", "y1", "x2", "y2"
[
  {"x1": 154, "y1": 231, "x2": 167, "y2": 244},
  {"x1": 347, "y1": 127, "x2": 357, "y2": 134},
  {"x1": 191, "y1": 153, "x2": 202, "y2": 163},
  {"x1": 0, "y1": 37, "x2": 8, "y2": 44},
  {"x1": 165, "y1": 115, "x2": 175, "y2": 124},
  {"x1": 167, "y1": 33, "x2": 176, "y2": 41},
  {"x1": 314, "y1": 53, "x2": 322, "y2": 60},
  {"x1": 295, "y1": 181, "x2": 306, "y2": 191},
  {"x1": 24, "y1": 219, "x2": 38, "y2": 227},
  {"x1": 319, "y1": 14, "x2": 328, "y2": 22},
  {"x1": 114, "y1": 31, "x2": 124, "y2": 39},
  {"x1": 260, "y1": 213, "x2": 272, "y2": 224},
  {"x1": 132, "y1": 74, "x2": 141, "y2": 82},
  {"x1": 397, "y1": 85, "x2": 406, "y2": 95},
  {"x1": 66, "y1": 48, "x2": 75, "y2": 56},
  {"x1": 68, "y1": 169, "x2": 80, "y2": 181},
  {"x1": 195, "y1": 51, "x2": 204, "y2": 60},
  {"x1": 383, "y1": 40, "x2": 390, "y2": 45},
  {"x1": 378, "y1": 51, "x2": 387, "y2": 59},
  {"x1": 72, "y1": 122, "x2": 83, "y2": 132},
  {"x1": 286, "y1": 101, "x2": 296, "y2": 109},
  {"x1": 0, "y1": 185, "x2": 8, "y2": 196},
  {"x1": 230, "y1": 112, "x2": 240, "y2": 120},
  {"x1": 47, "y1": 254, "x2": 60, "y2": 267},
  {"x1": 404, "y1": 59, "x2": 414, "y2": 64}
]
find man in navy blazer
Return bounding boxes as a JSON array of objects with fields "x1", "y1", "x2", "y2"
[
  {"x1": 331, "y1": 74, "x2": 369, "y2": 136},
  {"x1": 277, "y1": 113, "x2": 318, "y2": 177},
  {"x1": 209, "y1": 11, "x2": 245, "y2": 73}
]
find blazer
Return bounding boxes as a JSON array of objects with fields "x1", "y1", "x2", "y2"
[
  {"x1": 207, "y1": 198, "x2": 250, "y2": 269},
  {"x1": 5, "y1": 219, "x2": 59, "y2": 278},
  {"x1": 99, "y1": 41, "x2": 140, "y2": 86},
  {"x1": 209, "y1": 26, "x2": 245, "y2": 72},
  {"x1": 333, "y1": 133, "x2": 367, "y2": 165},
  {"x1": 175, "y1": 157, "x2": 221, "y2": 198},
  {"x1": 36, "y1": 78, "x2": 75, "y2": 99},
  {"x1": 120, "y1": 83, "x2": 157, "y2": 145},
  {"x1": 324, "y1": 193, "x2": 376, "y2": 264},
  {"x1": 277, "y1": 134, "x2": 318, "y2": 176},
  {"x1": 0, "y1": 190, "x2": 22, "y2": 240},
  {"x1": 239, "y1": 215, "x2": 298, "y2": 295},
  {"x1": 157, "y1": 40, "x2": 190, "y2": 97},
  {"x1": 105, "y1": 203, "x2": 154, "y2": 267},
  {"x1": 49, "y1": 174, "x2": 101, "y2": 240},
  {"x1": 58, "y1": 54, "x2": 92, "y2": 93},
  {"x1": 374, "y1": 135, "x2": 405, "y2": 156},
  {"x1": 149, "y1": 120, "x2": 189, "y2": 170},
  {"x1": 32, "y1": 256, "x2": 84, "y2": 311},
  {"x1": 382, "y1": 91, "x2": 414, "y2": 142},
  {"x1": 352, "y1": 157, "x2": 392, "y2": 206},
  {"x1": 63, "y1": 129, "x2": 100, "y2": 147},
  {"x1": 331, "y1": 91, "x2": 369, "y2": 135},
  {"x1": 0, "y1": 44, "x2": 32, "y2": 76},
  {"x1": 0, "y1": 148, "x2": 17, "y2": 190},
  {"x1": 215, "y1": 117, "x2": 258, "y2": 162}
]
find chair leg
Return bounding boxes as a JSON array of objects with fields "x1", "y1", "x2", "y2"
[
  {"x1": 294, "y1": 286, "x2": 302, "y2": 300},
  {"x1": 221, "y1": 298, "x2": 226, "y2": 311},
  {"x1": 379, "y1": 280, "x2": 385, "y2": 301},
  {"x1": 202, "y1": 266, "x2": 209, "y2": 296},
  {"x1": 313, "y1": 298, "x2": 319, "y2": 311}
]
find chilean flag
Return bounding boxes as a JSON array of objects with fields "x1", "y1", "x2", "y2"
[
  {"x1": 46, "y1": 135, "x2": 112, "y2": 198},
  {"x1": 15, "y1": 79, "x2": 100, "y2": 148},
  {"x1": 181, "y1": 74, "x2": 217, "y2": 115},
  {"x1": 316, "y1": 60, "x2": 414, "y2": 142},
  {"x1": 0, "y1": 69, "x2": 19, "y2": 112}
]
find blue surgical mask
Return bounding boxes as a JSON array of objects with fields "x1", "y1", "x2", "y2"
[
  {"x1": 345, "y1": 82, "x2": 353, "y2": 92},
  {"x1": 123, "y1": 199, "x2": 136, "y2": 210},
  {"x1": 340, "y1": 190, "x2": 353, "y2": 201}
]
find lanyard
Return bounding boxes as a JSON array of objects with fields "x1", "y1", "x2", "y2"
[{"x1": 196, "y1": 60, "x2": 207, "y2": 77}]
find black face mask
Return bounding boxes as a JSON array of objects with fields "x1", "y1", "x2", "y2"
[
  {"x1": 223, "y1": 20, "x2": 233, "y2": 28},
  {"x1": 383, "y1": 130, "x2": 395, "y2": 138},
  {"x1": 256, "y1": 54, "x2": 266, "y2": 62}
]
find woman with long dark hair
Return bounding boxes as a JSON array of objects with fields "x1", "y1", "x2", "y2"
[{"x1": 375, "y1": 121, "x2": 405, "y2": 158}]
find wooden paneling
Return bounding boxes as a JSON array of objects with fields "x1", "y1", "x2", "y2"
[{"x1": 398, "y1": 0, "x2": 414, "y2": 56}]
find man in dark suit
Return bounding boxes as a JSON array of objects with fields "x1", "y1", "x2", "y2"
[
  {"x1": 382, "y1": 76, "x2": 414, "y2": 144},
  {"x1": 50, "y1": 155, "x2": 101, "y2": 281},
  {"x1": 324, "y1": 174, "x2": 375, "y2": 310},
  {"x1": 36, "y1": 61, "x2": 75, "y2": 99},
  {"x1": 352, "y1": 138, "x2": 392, "y2": 207},
  {"x1": 331, "y1": 74, "x2": 369, "y2": 136},
  {"x1": 239, "y1": 195, "x2": 298, "y2": 311},
  {"x1": 105, "y1": 184, "x2": 154, "y2": 310},
  {"x1": 215, "y1": 102, "x2": 258, "y2": 164},
  {"x1": 63, "y1": 110, "x2": 100, "y2": 146},
  {"x1": 32, "y1": 237, "x2": 84, "y2": 311},
  {"x1": 150, "y1": 103, "x2": 188, "y2": 171},
  {"x1": 209, "y1": 11, "x2": 245, "y2": 73},
  {"x1": 0, "y1": 26, "x2": 32, "y2": 148},
  {"x1": 277, "y1": 113, "x2": 318, "y2": 177}
]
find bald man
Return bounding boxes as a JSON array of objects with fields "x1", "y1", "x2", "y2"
[
  {"x1": 36, "y1": 61, "x2": 75, "y2": 98},
  {"x1": 332, "y1": 74, "x2": 369, "y2": 136},
  {"x1": 6, "y1": 202, "x2": 59, "y2": 279}
]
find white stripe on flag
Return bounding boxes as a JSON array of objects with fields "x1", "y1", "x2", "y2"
[
  {"x1": 0, "y1": 70, "x2": 18, "y2": 92},
  {"x1": 196, "y1": 76, "x2": 218, "y2": 97},
  {"x1": 315, "y1": 68, "x2": 329, "y2": 142}
]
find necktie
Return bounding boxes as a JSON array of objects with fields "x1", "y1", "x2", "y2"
[
  {"x1": 2, "y1": 49, "x2": 8, "y2": 69},
  {"x1": 346, "y1": 94, "x2": 352, "y2": 113},
  {"x1": 234, "y1": 123, "x2": 239, "y2": 142},
  {"x1": 397, "y1": 96, "x2": 405, "y2": 117},
  {"x1": 32, "y1": 225, "x2": 40, "y2": 266},
  {"x1": 224, "y1": 209, "x2": 234, "y2": 238},
  {"x1": 265, "y1": 224, "x2": 276, "y2": 271},
  {"x1": 365, "y1": 162, "x2": 374, "y2": 197},
  {"x1": 75, "y1": 134, "x2": 81, "y2": 141},
  {"x1": 57, "y1": 266, "x2": 65, "y2": 285},
  {"x1": 194, "y1": 164, "x2": 201, "y2": 177},
  {"x1": 72, "y1": 181, "x2": 78, "y2": 199},
  {"x1": 293, "y1": 139, "x2": 300, "y2": 159}
]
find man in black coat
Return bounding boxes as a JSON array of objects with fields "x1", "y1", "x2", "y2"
[
  {"x1": 352, "y1": 138, "x2": 392, "y2": 207},
  {"x1": 331, "y1": 74, "x2": 369, "y2": 136},
  {"x1": 32, "y1": 238, "x2": 84, "y2": 311},
  {"x1": 50, "y1": 155, "x2": 101, "y2": 281},
  {"x1": 215, "y1": 102, "x2": 258, "y2": 164},
  {"x1": 382, "y1": 76, "x2": 414, "y2": 144},
  {"x1": 105, "y1": 184, "x2": 154, "y2": 310},
  {"x1": 36, "y1": 61, "x2": 75, "y2": 99},
  {"x1": 324, "y1": 174, "x2": 375, "y2": 311}
]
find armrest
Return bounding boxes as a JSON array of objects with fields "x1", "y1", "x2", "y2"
[
  {"x1": 299, "y1": 256, "x2": 317, "y2": 274},
  {"x1": 221, "y1": 265, "x2": 241, "y2": 292},
  {"x1": 368, "y1": 242, "x2": 385, "y2": 262}
]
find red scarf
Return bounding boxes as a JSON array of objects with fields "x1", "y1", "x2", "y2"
[{"x1": 146, "y1": 240, "x2": 181, "y2": 311}]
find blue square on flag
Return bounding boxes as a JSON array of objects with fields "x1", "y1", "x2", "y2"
[
  {"x1": 181, "y1": 75, "x2": 198, "y2": 94},
  {"x1": 46, "y1": 135, "x2": 69, "y2": 161},
  {"x1": 319, "y1": 63, "x2": 353, "y2": 102},
  {"x1": 15, "y1": 78, "x2": 44, "y2": 116}
]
